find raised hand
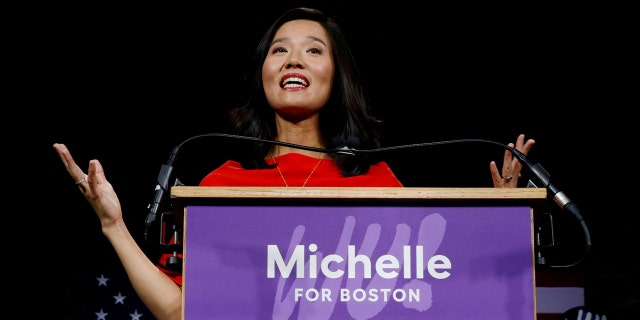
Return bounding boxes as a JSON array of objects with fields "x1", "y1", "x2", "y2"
[
  {"x1": 490, "y1": 134, "x2": 535, "y2": 188},
  {"x1": 53, "y1": 143, "x2": 123, "y2": 229}
]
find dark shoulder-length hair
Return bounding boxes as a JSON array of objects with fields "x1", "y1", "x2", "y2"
[{"x1": 228, "y1": 7, "x2": 384, "y2": 176}]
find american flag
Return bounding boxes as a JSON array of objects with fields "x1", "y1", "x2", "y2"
[{"x1": 84, "y1": 265, "x2": 154, "y2": 320}]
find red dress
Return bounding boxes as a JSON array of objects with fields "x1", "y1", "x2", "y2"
[{"x1": 158, "y1": 153, "x2": 403, "y2": 285}]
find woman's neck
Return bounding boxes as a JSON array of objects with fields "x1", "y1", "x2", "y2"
[{"x1": 273, "y1": 118, "x2": 326, "y2": 158}]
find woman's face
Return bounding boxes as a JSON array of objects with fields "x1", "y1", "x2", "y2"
[{"x1": 262, "y1": 19, "x2": 334, "y2": 120}]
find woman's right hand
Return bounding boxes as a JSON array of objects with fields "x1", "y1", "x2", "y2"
[
  {"x1": 54, "y1": 143, "x2": 183, "y2": 320},
  {"x1": 53, "y1": 143, "x2": 123, "y2": 231}
]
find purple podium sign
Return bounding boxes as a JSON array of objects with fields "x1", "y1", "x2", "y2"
[{"x1": 183, "y1": 205, "x2": 535, "y2": 319}]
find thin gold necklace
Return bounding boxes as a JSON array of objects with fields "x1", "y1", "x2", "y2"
[{"x1": 271, "y1": 153, "x2": 324, "y2": 187}]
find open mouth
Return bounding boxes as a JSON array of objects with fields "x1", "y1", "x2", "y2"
[{"x1": 280, "y1": 74, "x2": 309, "y2": 88}]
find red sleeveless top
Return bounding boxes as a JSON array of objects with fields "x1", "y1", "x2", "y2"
[{"x1": 200, "y1": 153, "x2": 403, "y2": 187}]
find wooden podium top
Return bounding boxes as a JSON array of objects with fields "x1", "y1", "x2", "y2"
[{"x1": 171, "y1": 186, "x2": 547, "y2": 206}]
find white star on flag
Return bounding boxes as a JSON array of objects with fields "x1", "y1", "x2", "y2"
[
  {"x1": 95, "y1": 308, "x2": 108, "y2": 320},
  {"x1": 130, "y1": 309, "x2": 144, "y2": 320},
  {"x1": 97, "y1": 274, "x2": 109, "y2": 286},
  {"x1": 114, "y1": 292, "x2": 127, "y2": 304}
]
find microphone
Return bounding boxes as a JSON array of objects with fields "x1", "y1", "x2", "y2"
[
  {"x1": 149, "y1": 134, "x2": 588, "y2": 233},
  {"x1": 144, "y1": 146, "x2": 179, "y2": 244},
  {"x1": 509, "y1": 148, "x2": 588, "y2": 234}
]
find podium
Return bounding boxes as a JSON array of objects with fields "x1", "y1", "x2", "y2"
[{"x1": 170, "y1": 186, "x2": 547, "y2": 320}]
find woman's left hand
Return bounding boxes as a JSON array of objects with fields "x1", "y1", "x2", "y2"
[{"x1": 490, "y1": 134, "x2": 535, "y2": 188}]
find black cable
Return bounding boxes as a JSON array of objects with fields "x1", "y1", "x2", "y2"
[{"x1": 153, "y1": 133, "x2": 591, "y2": 268}]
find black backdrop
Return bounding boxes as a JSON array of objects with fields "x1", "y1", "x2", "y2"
[{"x1": 23, "y1": 1, "x2": 636, "y2": 318}]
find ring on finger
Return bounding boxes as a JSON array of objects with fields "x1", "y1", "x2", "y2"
[
  {"x1": 75, "y1": 174, "x2": 88, "y2": 185},
  {"x1": 505, "y1": 175, "x2": 513, "y2": 181}
]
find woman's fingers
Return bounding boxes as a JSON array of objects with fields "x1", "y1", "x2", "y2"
[{"x1": 53, "y1": 143, "x2": 86, "y2": 182}]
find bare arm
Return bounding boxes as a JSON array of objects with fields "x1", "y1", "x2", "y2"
[{"x1": 53, "y1": 143, "x2": 182, "y2": 320}]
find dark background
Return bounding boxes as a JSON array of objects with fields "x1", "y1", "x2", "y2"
[{"x1": 18, "y1": 1, "x2": 635, "y2": 318}]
